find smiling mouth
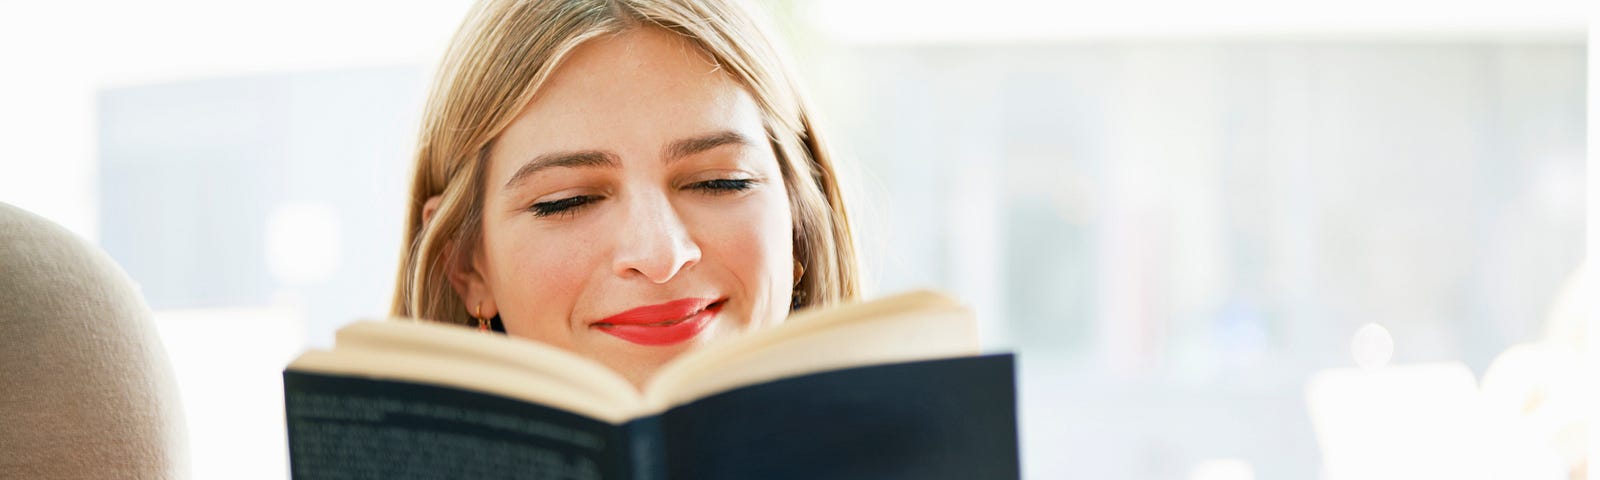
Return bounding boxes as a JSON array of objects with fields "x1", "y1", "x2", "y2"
[
  {"x1": 592, "y1": 299, "x2": 726, "y2": 329},
  {"x1": 593, "y1": 315, "x2": 688, "y2": 328},
  {"x1": 590, "y1": 298, "x2": 727, "y2": 346}
]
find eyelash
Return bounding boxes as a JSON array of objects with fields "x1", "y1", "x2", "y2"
[
  {"x1": 527, "y1": 178, "x2": 759, "y2": 218},
  {"x1": 694, "y1": 178, "x2": 757, "y2": 193},
  {"x1": 528, "y1": 195, "x2": 597, "y2": 218}
]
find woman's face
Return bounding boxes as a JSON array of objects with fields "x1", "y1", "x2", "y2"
[{"x1": 460, "y1": 28, "x2": 795, "y2": 387}]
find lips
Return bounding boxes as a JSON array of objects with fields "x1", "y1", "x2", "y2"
[{"x1": 591, "y1": 297, "x2": 724, "y2": 346}]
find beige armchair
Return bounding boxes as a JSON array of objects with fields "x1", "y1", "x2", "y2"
[{"x1": 0, "y1": 202, "x2": 189, "y2": 478}]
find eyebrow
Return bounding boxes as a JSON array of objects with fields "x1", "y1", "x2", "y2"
[
  {"x1": 663, "y1": 130, "x2": 752, "y2": 164},
  {"x1": 502, "y1": 150, "x2": 619, "y2": 190},
  {"x1": 501, "y1": 130, "x2": 756, "y2": 190}
]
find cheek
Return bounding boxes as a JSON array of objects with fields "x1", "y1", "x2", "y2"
[
  {"x1": 503, "y1": 244, "x2": 587, "y2": 297},
  {"x1": 485, "y1": 224, "x2": 594, "y2": 332},
  {"x1": 699, "y1": 187, "x2": 794, "y2": 291},
  {"x1": 760, "y1": 191, "x2": 796, "y2": 276}
]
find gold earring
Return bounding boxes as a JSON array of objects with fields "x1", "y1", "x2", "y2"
[
  {"x1": 791, "y1": 259, "x2": 806, "y2": 309},
  {"x1": 474, "y1": 302, "x2": 489, "y2": 332}
]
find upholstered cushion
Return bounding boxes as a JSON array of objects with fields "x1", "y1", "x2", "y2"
[{"x1": 0, "y1": 202, "x2": 189, "y2": 479}]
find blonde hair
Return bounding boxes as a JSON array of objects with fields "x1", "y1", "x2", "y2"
[{"x1": 390, "y1": 0, "x2": 859, "y2": 326}]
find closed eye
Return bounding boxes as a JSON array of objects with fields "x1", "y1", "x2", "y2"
[
  {"x1": 529, "y1": 179, "x2": 753, "y2": 218},
  {"x1": 528, "y1": 195, "x2": 600, "y2": 218},
  {"x1": 690, "y1": 178, "x2": 757, "y2": 194}
]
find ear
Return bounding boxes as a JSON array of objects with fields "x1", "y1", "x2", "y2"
[
  {"x1": 421, "y1": 195, "x2": 443, "y2": 228},
  {"x1": 444, "y1": 240, "x2": 496, "y2": 319},
  {"x1": 426, "y1": 194, "x2": 496, "y2": 318}
]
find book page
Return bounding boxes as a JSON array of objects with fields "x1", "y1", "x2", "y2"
[
  {"x1": 289, "y1": 349, "x2": 641, "y2": 423},
  {"x1": 287, "y1": 290, "x2": 980, "y2": 422},
  {"x1": 336, "y1": 320, "x2": 639, "y2": 403},
  {"x1": 292, "y1": 320, "x2": 646, "y2": 421},
  {"x1": 642, "y1": 290, "x2": 980, "y2": 410}
]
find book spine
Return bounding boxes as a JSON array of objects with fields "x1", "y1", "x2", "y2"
[{"x1": 619, "y1": 416, "x2": 666, "y2": 480}]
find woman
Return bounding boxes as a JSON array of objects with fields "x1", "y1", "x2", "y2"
[{"x1": 389, "y1": 0, "x2": 859, "y2": 387}]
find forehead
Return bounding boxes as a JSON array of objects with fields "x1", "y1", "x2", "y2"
[{"x1": 491, "y1": 27, "x2": 766, "y2": 162}]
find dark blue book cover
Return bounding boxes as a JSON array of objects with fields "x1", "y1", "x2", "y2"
[{"x1": 284, "y1": 354, "x2": 1018, "y2": 479}]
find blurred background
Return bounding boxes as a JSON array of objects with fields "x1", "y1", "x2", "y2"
[{"x1": 0, "y1": 0, "x2": 1589, "y2": 478}]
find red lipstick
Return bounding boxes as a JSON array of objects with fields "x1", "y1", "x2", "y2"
[{"x1": 591, "y1": 298, "x2": 723, "y2": 346}]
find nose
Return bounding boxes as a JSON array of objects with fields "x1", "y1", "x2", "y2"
[{"x1": 611, "y1": 193, "x2": 701, "y2": 284}]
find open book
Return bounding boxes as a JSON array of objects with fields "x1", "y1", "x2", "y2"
[{"x1": 283, "y1": 290, "x2": 1019, "y2": 479}]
